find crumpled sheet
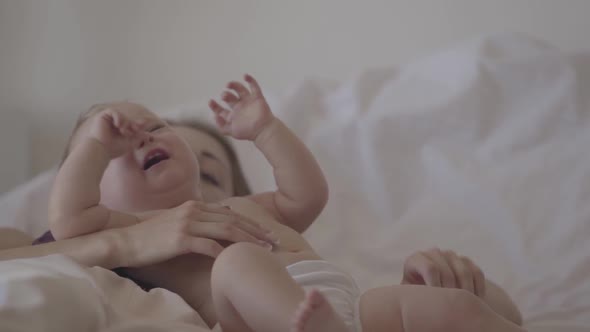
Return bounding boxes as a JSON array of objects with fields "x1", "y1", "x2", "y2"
[{"x1": 244, "y1": 33, "x2": 590, "y2": 331}]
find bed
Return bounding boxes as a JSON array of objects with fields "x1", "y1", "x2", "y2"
[{"x1": 1, "y1": 33, "x2": 589, "y2": 331}]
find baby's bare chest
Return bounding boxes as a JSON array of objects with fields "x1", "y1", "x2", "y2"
[{"x1": 220, "y1": 197, "x2": 318, "y2": 257}]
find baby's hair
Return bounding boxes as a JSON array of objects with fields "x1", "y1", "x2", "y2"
[
  {"x1": 60, "y1": 103, "x2": 113, "y2": 166},
  {"x1": 61, "y1": 103, "x2": 252, "y2": 196},
  {"x1": 166, "y1": 119, "x2": 252, "y2": 196}
]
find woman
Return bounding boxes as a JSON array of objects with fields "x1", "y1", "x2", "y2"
[
  {"x1": 0, "y1": 119, "x2": 522, "y2": 330},
  {"x1": 0, "y1": 119, "x2": 267, "y2": 331}
]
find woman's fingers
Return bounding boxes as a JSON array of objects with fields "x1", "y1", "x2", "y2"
[
  {"x1": 463, "y1": 256, "x2": 486, "y2": 297},
  {"x1": 423, "y1": 248, "x2": 457, "y2": 288},
  {"x1": 183, "y1": 237, "x2": 225, "y2": 258},
  {"x1": 186, "y1": 221, "x2": 272, "y2": 250},
  {"x1": 415, "y1": 248, "x2": 486, "y2": 296},
  {"x1": 179, "y1": 201, "x2": 277, "y2": 244},
  {"x1": 403, "y1": 252, "x2": 442, "y2": 287},
  {"x1": 443, "y1": 250, "x2": 475, "y2": 294},
  {"x1": 199, "y1": 203, "x2": 266, "y2": 230},
  {"x1": 195, "y1": 211, "x2": 277, "y2": 245}
]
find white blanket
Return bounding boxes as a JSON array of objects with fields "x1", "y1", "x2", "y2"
[
  {"x1": 0, "y1": 255, "x2": 210, "y2": 331},
  {"x1": 1, "y1": 33, "x2": 589, "y2": 331},
  {"x1": 273, "y1": 33, "x2": 590, "y2": 331}
]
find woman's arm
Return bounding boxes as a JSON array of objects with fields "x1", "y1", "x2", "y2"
[
  {"x1": 0, "y1": 201, "x2": 276, "y2": 270},
  {"x1": 0, "y1": 227, "x2": 121, "y2": 269}
]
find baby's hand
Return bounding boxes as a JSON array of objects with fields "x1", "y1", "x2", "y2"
[
  {"x1": 209, "y1": 74, "x2": 275, "y2": 141},
  {"x1": 401, "y1": 248, "x2": 487, "y2": 297},
  {"x1": 85, "y1": 108, "x2": 148, "y2": 159}
]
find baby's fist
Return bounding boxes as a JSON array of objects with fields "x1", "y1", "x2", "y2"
[
  {"x1": 209, "y1": 74, "x2": 275, "y2": 141},
  {"x1": 87, "y1": 109, "x2": 146, "y2": 158}
]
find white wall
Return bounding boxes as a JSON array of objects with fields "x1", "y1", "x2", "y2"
[{"x1": 1, "y1": 0, "x2": 589, "y2": 191}]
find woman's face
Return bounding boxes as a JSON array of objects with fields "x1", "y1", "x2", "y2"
[{"x1": 173, "y1": 126, "x2": 235, "y2": 202}]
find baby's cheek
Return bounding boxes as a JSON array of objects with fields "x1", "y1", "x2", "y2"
[
  {"x1": 100, "y1": 162, "x2": 139, "y2": 207},
  {"x1": 100, "y1": 165, "x2": 118, "y2": 194}
]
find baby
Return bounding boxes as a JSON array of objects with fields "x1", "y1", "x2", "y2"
[{"x1": 49, "y1": 75, "x2": 524, "y2": 332}]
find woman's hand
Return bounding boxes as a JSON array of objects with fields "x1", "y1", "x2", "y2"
[
  {"x1": 116, "y1": 200, "x2": 277, "y2": 268},
  {"x1": 401, "y1": 248, "x2": 487, "y2": 297}
]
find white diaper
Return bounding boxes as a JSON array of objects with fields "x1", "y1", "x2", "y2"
[{"x1": 286, "y1": 260, "x2": 362, "y2": 332}]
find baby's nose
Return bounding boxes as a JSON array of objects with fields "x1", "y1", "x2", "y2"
[{"x1": 138, "y1": 133, "x2": 155, "y2": 149}]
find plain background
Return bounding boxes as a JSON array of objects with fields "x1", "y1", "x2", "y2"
[{"x1": 1, "y1": 0, "x2": 590, "y2": 193}]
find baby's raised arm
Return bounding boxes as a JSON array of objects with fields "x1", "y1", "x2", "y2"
[
  {"x1": 48, "y1": 109, "x2": 143, "y2": 240},
  {"x1": 209, "y1": 75, "x2": 328, "y2": 233}
]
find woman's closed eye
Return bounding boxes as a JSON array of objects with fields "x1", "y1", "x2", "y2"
[{"x1": 201, "y1": 172, "x2": 220, "y2": 187}]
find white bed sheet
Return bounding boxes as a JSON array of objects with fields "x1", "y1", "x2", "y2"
[
  {"x1": 1, "y1": 33, "x2": 589, "y2": 331},
  {"x1": 0, "y1": 254, "x2": 210, "y2": 331}
]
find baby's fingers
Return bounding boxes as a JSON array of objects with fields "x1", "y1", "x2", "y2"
[
  {"x1": 209, "y1": 99, "x2": 231, "y2": 118},
  {"x1": 221, "y1": 90, "x2": 239, "y2": 107},
  {"x1": 227, "y1": 81, "x2": 250, "y2": 99},
  {"x1": 214, "y1": 115, "x2": 231, "y2": 135},
  {"x1": 244, "y1": 74, "x2": 263, "y2": 96},
  {"x1": 107, "y1": 109, "x2": 135, "y2": 136},
  {"x1": 109, "y1": 109, "x2": 126, "y2": 128}
]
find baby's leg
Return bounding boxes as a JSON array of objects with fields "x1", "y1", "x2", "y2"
[
  {"x1": 211, "y1": 243, "x2": 348, "y2": 332},
  {"x1": 359, "y1": 284, "x2": 527, "y2": 332}
]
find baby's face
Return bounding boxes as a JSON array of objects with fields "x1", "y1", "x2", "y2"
[{"x1": 80, "y1": 103, "x2": 202, "y2": 212}]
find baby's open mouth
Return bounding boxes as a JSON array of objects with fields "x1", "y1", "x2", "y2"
[{"x1": 143, "y1": 149, "x2": 170, "y2": 170}]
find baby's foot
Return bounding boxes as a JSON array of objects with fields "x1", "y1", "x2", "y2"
[{"x1": 291, "y1": 289, "x2": 349, "y2": 332}]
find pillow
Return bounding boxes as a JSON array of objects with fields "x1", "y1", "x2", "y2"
[{"x1": 0, "y1": 168, "x2": 55, "y2": 237}]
